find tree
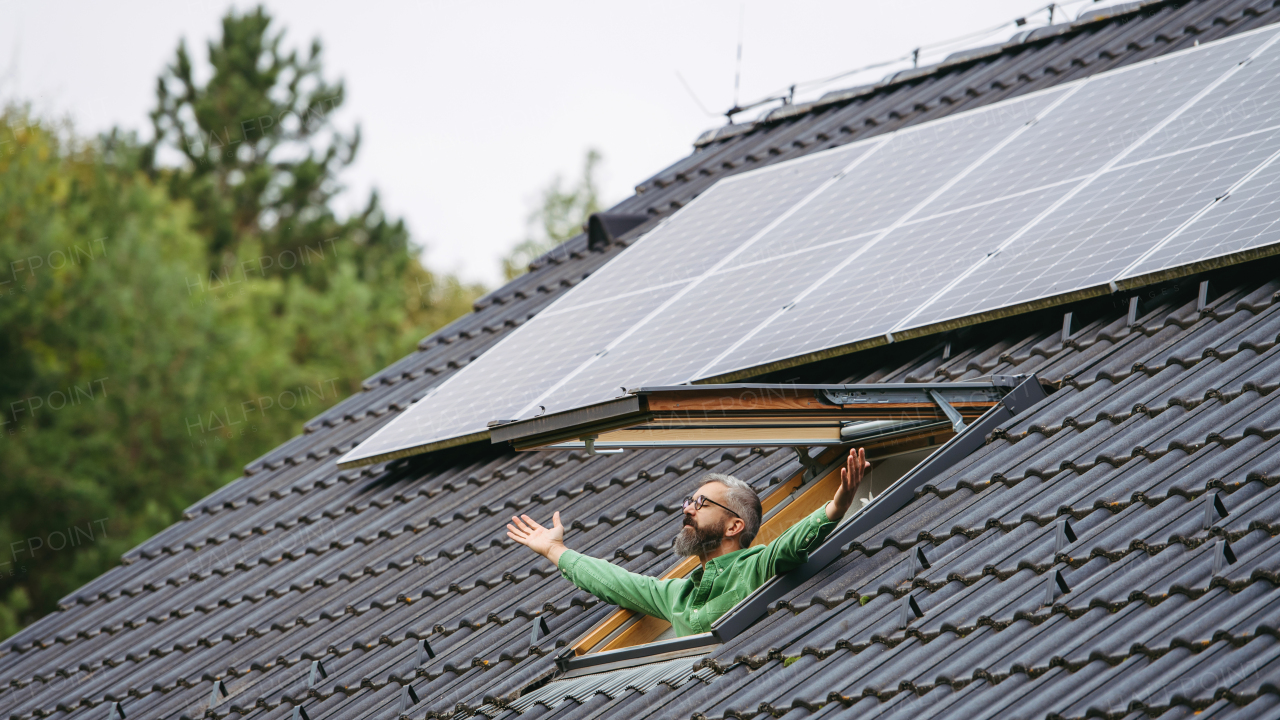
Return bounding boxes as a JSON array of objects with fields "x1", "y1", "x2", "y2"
[
  {"x1": 142, "y1": 6, "x2": 444, "y2": 297},
  {"x1": 141, "y1": 4, "x2": 483, "y2": 391},
  {"x1": 0, "y1": 7, "x2": 484, "y2": 638},
  {"x1": 0, "y1": 108, "x2": 245, "y2": 636},
  {"x1": 502, "y1": 148, "x2": 603, "y2": 280},
  {"x1": 144, "y1": 7, "x2": 350, "y2": 266}
]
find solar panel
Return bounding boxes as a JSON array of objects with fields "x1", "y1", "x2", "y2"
[
  {"x1": 708, "y1": 184, "x2": 1069, "y2": 376},
  {"x1": 340, "y1": 26, "x2": 1280, "y2": 468},
  {"x1": 899, "y1": 30, "x2": 1280, "y2": 329},
  {"x1": 341, "y1": 148, "x2": 864, "y2": 464},
  {"x1": 1117, "y1": 31, "x2": 1280, "y2": 277},
  {"x1": 909, "y1": 127, "x2": 1280, "y2": 327},
  {"x1": 1123, "y1": 147, "x2": 1280, "y2": 276}
]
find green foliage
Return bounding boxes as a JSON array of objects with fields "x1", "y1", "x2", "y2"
[
  {"x1": 502, "y1": 148, "x2": 603, "y2": 280},
  {"x1": 0, "y1": 5, "x2": 484, "y2": 638},
  {"x1": 0, "y1": 111, "x2": 235, "y2": 635},
  {"x1": 144, "y1": 6, "x2": 354, "y2": 266}
]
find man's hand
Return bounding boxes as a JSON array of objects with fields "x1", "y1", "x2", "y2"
[
  {"x1": 828, "y1": 448, "x2": 871, "y2": 521},
  {"x1": 507, "y1": 511, "x2": 568, "y2": 567}
]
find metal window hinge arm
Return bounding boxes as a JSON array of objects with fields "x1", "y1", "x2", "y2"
[
  {"x1": 583, "y1": 436, "x2": 623, "y2": 455},
  {"x1": 928, "y1": 390, "x2": 967, "y2": 434},
  {"x1": 793, "y1": 446, "x2": 826, "y2": 483}
]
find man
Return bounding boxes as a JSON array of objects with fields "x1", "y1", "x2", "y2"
[{"x1": 506, "y1": 447, "x2": 871, "y2": 637}]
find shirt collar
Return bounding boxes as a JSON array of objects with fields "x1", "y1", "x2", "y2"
[{"x1": 697, "y1": 547, "x2": 747, "y2": 575}]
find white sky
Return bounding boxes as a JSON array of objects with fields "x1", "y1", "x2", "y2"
[{"x1": 0, "y1": 0, "x2": 1127, "y2": 287}]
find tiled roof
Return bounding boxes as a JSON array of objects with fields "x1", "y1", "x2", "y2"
[{"x1": 4, "y1": 2, "x2": 1280, "y2": 719}]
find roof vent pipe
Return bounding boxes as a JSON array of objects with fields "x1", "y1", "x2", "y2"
[{"x1": 587, "y1": 213, "x2": 649, "y2": 251}]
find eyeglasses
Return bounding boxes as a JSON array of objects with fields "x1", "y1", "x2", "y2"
[{"x1": 682, "y1": 494, "x2": 740, "y2": 518}]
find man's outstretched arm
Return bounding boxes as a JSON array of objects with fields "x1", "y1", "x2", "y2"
[
  {"x1": 758, "y1": 448, "x2": 873, "y2": 577},
  {"x1": 507, "y1": 512, "x2": 677, "y2": 622}
]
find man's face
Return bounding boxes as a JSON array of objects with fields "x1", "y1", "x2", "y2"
[{"x1": 673, "y1": 482, "x2": 733, "y2": 558}]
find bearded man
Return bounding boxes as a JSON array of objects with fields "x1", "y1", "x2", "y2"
[{"x1": 506, "y1": 448, "x2": 870, "y2": 637}]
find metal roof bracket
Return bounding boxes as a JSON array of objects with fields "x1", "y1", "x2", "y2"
[
  {"x1": 1197, "y1": 279, "x2": 1213, "y2": 312},
  {"x1": 291, "y1": 662, "x2": 327, "y2": 720},
  {"x1": 531, "y1": 614, "x2": 551, "y2": 644},
  {"x1": 1055, "y1": 518, "x2": 1077, "y2": 555},
  {"x1": 1212, "y1": 538, "x2": 1237, "y2": 577},
  {"x1": 308, "y1": 659, "x2": 328, "y2": 687},
  {"x1": 396, "y1": 639, "x2": 433, "y2": 717},
  {"x1": 209, "y1": 679, "x2": 229, "y2": 707},
  {"x1": 897, "y1": 594, "x2": 923, "y2": 629},
  {"x1": 905, "y1": 545, "x2": 930, "y2": 582},
  {"x1": 107, "y1": 702, "x2": 126, "y2": 719},
  {"x1": 913, "y1": 545, "x2": 930, "y2": 573},
  {"x1": 1202, "y1": 492, "x2": 1228, "y2": 530},
  {"x1": 417, "y1": 638, "x2": 435, "y2": 665},
  {"x1": 398, "y1": 684, "x2": 421, "y2": 714},
  {"x1": 1043, "y1": 569, "x2": 1070, "y2": 606},
  {"x1": 928, "y1": 389, "x2": 967, "y2": 433}
]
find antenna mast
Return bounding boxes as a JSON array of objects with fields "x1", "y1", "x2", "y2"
[{"x1": 733, "y1": 5, "x2": 744, "y2": 113}]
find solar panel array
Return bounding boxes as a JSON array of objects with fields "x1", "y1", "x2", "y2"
[{"x1": 340, "y1": 27, "x2": 1280, "y2": 467}]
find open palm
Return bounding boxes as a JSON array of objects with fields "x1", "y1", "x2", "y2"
[
  {"x1": 507, "y1": 512, "x2": 566, "y2": 560},
  {"x1": 830, "y1": 447, "x2": 872, "y2": 520}
]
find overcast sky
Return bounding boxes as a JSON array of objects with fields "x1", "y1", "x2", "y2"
[{"x1": 1, "y1": 0, "x2": 1126, "y2": 286}]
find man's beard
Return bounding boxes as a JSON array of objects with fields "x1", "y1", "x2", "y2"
[{"x1": 673, "y1": 516, "x2": 727, "y2": 558}]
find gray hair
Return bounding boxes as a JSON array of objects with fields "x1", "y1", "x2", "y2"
[{"x1": 702, "y1": 473, "x2": 762, "y2": 548}]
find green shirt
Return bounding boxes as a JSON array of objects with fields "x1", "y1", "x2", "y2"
[{"x1": 558, "y1": 506, "x2": 837, "y2": 637}]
